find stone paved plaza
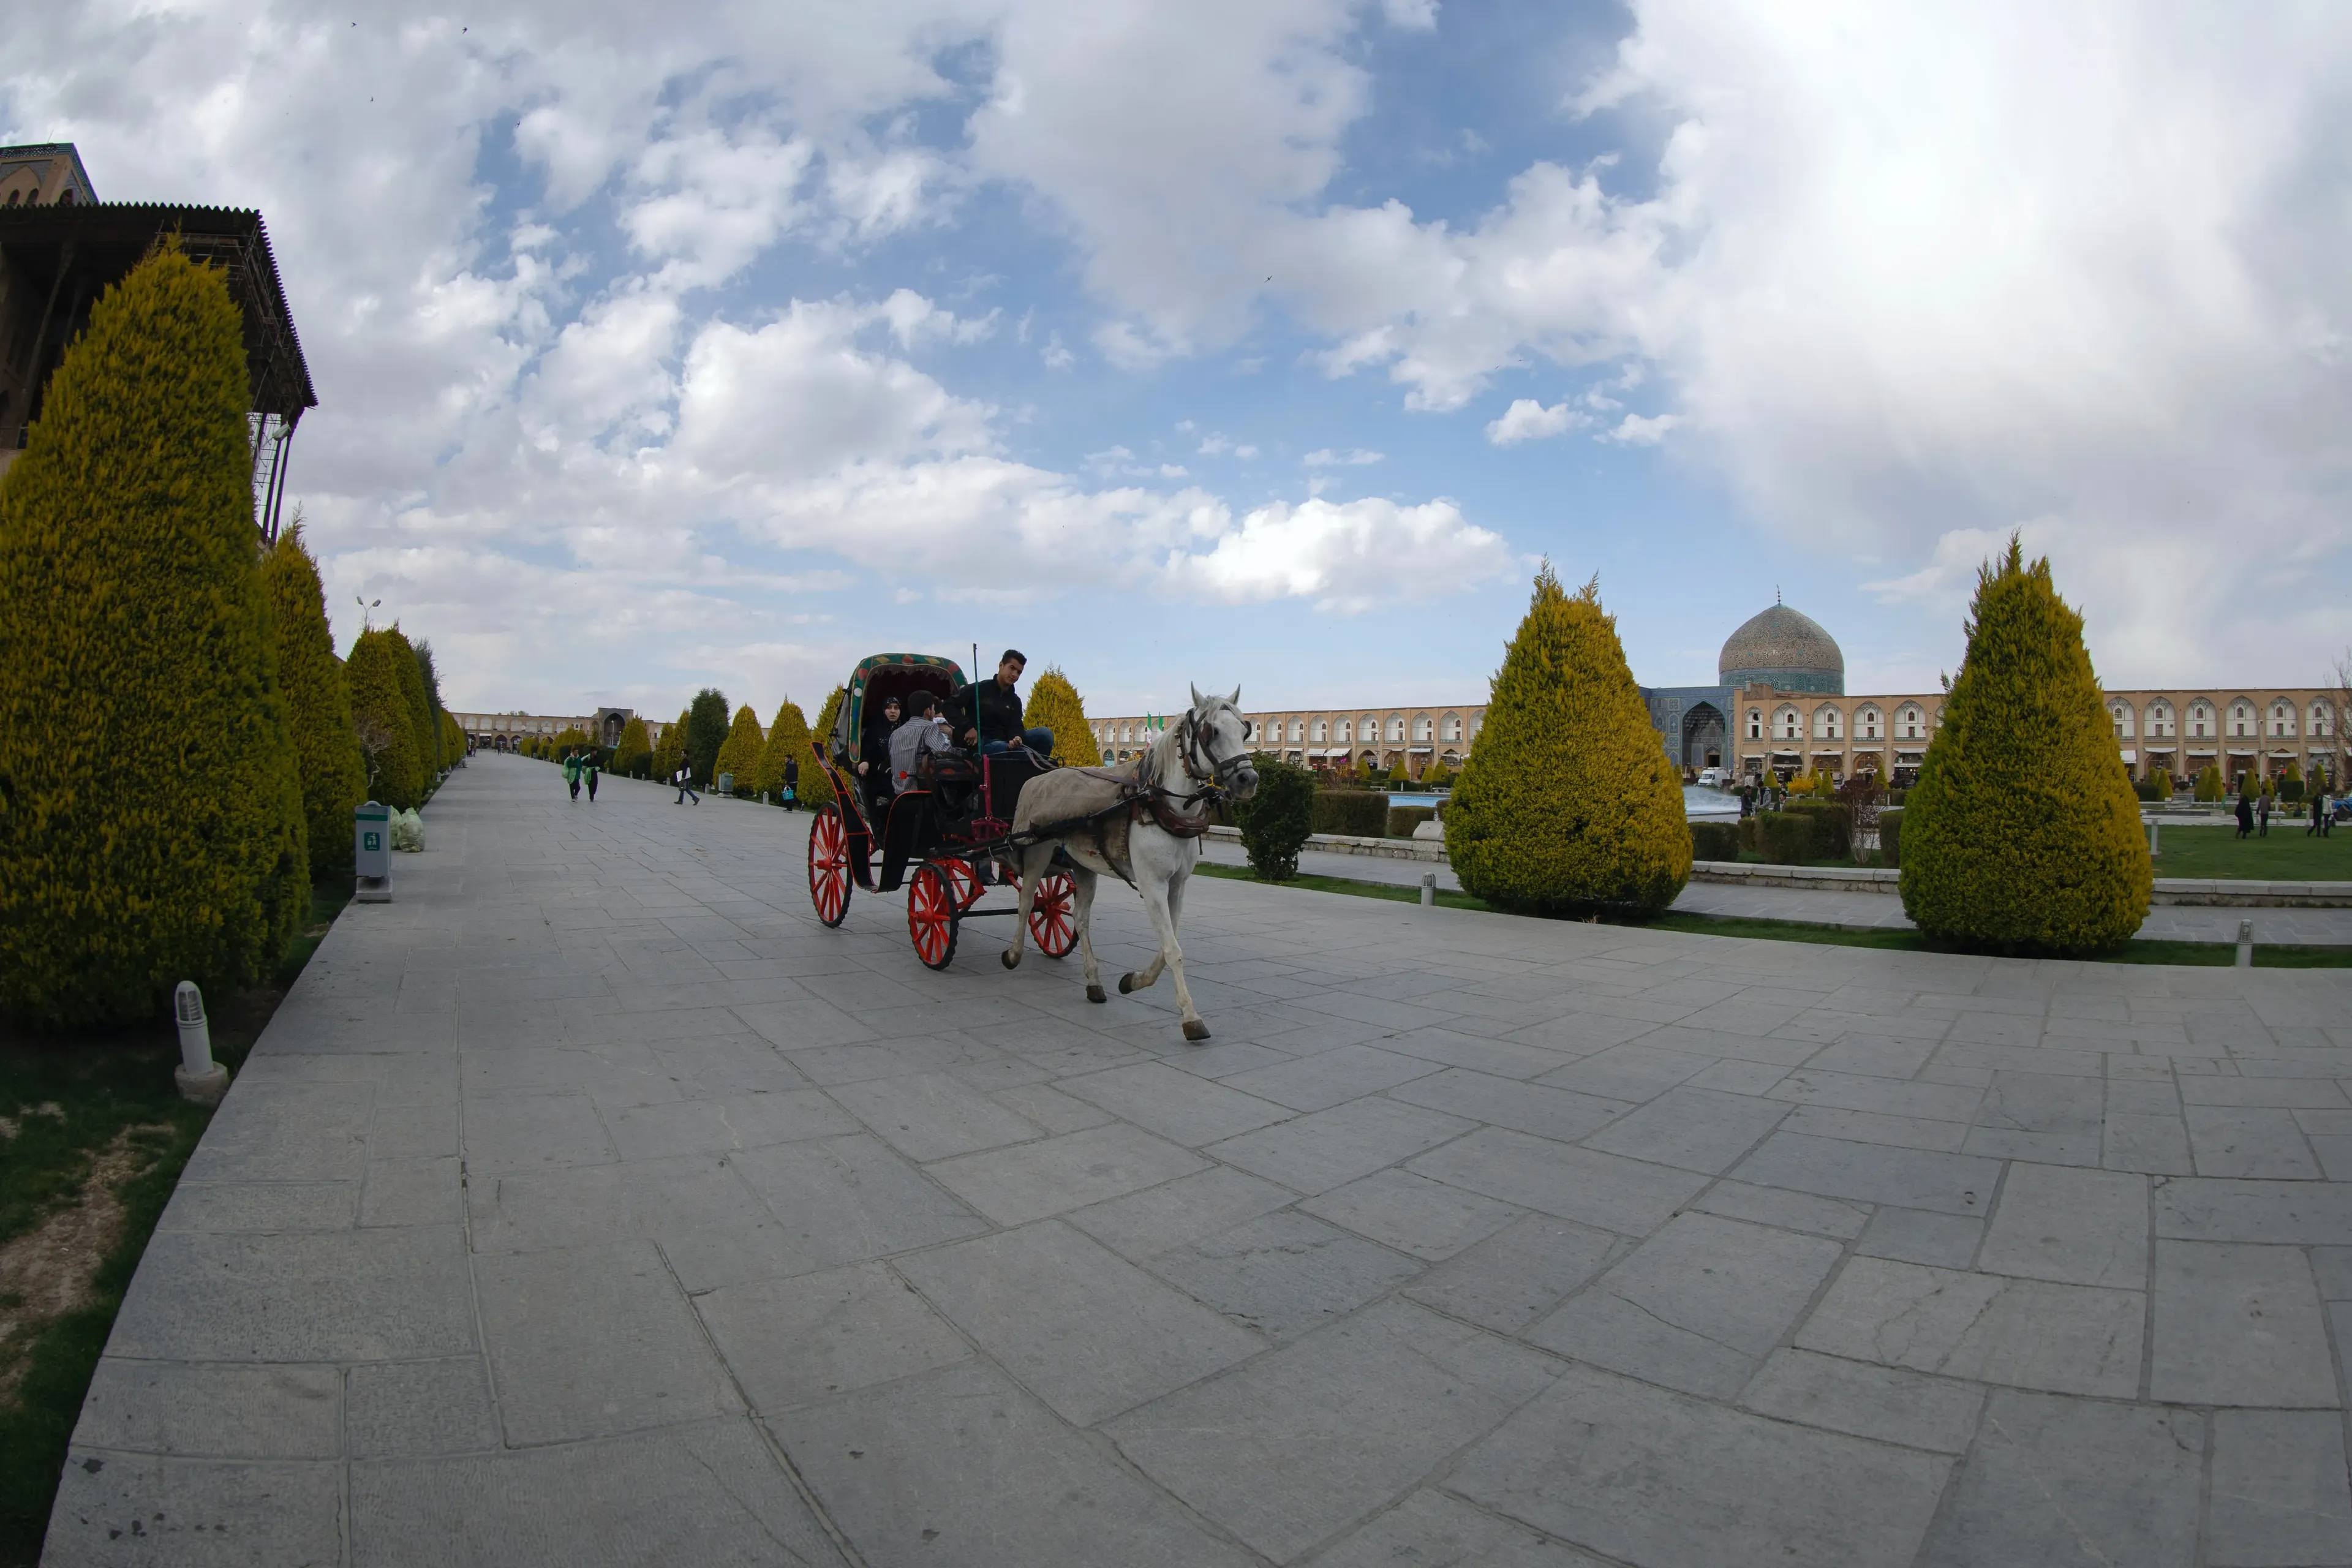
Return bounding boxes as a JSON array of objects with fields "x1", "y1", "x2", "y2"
[{"x1": 45, "y1": 755, "x2": 2352, "y2": 1566}]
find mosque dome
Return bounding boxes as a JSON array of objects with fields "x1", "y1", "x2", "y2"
[{"x1": 1719, "y1": 603, "x2": 1845, "y2": 695}]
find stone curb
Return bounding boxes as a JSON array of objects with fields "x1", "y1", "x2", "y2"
[{"x1": 1689, "y1": 859, "x2": 2352, "y2": 908}]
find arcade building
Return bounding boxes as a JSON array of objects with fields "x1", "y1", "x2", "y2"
[{"x1": 1095, "y1": 600, "x2": 2347, "y2": 793}]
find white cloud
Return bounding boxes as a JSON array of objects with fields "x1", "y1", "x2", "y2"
[
  {"x1": 1484, "y1": 399, "x2": 1588, "y2": 445},
  {"x1": 1601, "y1": 412, "x2": 1678, "y2": 445},
  {"x1": 1304, "y1": 447, "x2": 1383, "y2": 466},
  {"x1": 1161, "y1": 496, "x2": 1515, "y2": 613}
]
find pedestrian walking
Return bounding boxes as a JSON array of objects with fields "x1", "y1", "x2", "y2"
[
  {"x1": 2310, "y1": 786, "x2": 2331, "y2": 837},
  {"x1": 564, "y1": 748, "x2": 582, "y2": 801},
  {"x1": 585, "y1": 750, "x2": 600, "y2": 803},
  {"x1": 674, "y1": 763, "x2": 700, "y2": 805},
  {"x1": 2258, "y1": 791, "x2": 2271, "y2": 837},
  {"x1": 2236, "y1": 791, "x2": 2255, "y2": 839},
  {"x1": 782, "y1": 755, "x2": 799, "y2": 809}
]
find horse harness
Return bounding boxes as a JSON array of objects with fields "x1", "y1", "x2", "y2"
[{"x1": 1041, "y1": 707, "x2": 1248, "y2": 885}]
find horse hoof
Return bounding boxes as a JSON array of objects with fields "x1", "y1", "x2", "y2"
[
  {"x1": 1118, "y1": 973, "x2": 1139, "y2": 994},
  {"x1": 1001, "y1": 949, "x2": 1020, "y2": 970},
  {"x1": 1182, "y1": 1019, "x2": 1212, "y2": 1042},
  {"x1": 1086, "y1": 984, "x2": 1107, "y2": 1004}
]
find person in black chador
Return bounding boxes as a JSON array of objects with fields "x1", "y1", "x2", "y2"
[
  {"x1": 948, "y1": 649, "x2": 1054, "y2": 759},
  {"x1": 2236, "y1": 789, "x2": 2255, "y2": 839},
  {"x1": 861, "y1": 695, "x2": 902, "y2": 783}
]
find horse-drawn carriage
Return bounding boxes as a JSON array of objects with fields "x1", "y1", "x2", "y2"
[{"x1": 802, "y1": 653, "x2": 1080, "y2": 969}]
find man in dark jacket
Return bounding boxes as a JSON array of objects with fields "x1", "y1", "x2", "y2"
[{"x1": 949, "y1": 649, "x2": 1054, "y2": 758}]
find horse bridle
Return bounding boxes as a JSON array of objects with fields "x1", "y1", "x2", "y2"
[{"x1": 1166, "y1": 704, "x2": 1253, "y2": 807}]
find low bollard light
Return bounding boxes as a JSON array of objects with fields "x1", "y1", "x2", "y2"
[
  {"x1": 1420, "y1": 872, "x2": 1436, "y2": 908},
  {"x1": 173, "y1": 981, "x2": 228, "y2": 1106},
  {"x1": 2148, "y1": 821, "x2": 2160, "y2": 859},
  {"x1": 2236, "y1": 918, "x2": 2254, "y2": 969}
]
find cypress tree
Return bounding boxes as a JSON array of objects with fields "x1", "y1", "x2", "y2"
[
  {"x1": 385, "y1": 625, "x2": 437, "y2": 785},
  {"x1": 0, "y1": 244, "x2": 308, "y2": 1025},
  {"x1": 611, "y1": 716, "x2": 652, "y2": 778},
  {"x1": 756, "y1": 699, "x2": 834, "y2": 811},
  {"x1": 348, "y1": 628, "x2": 425, "y2": 809},
  {"x1": 1023, "y1": 667, "x2": 1093, "y2": 764},
  {"x1": 715, "y1": 704, "x2": 764, "y2": 792},
  {"x1": 440, "y1": 710, "x2": 465, "y2": 766},
  {"x1": 1446, "y1": 565, "x2": 1691, "y2": 916},
  {"x1": 811, "y1": 686, "x2": 846, "y2": 767},
  {"x1": 414, "y1": 638, "x2": 448, "y2": 772},
  {"x1": 261, "y1": 526, "x2": 368, "y2": 877},
  {"x1": 1898, "y1": 537, "x2": 2150, "y2": 951},
  {"x1": 686, "y1": 687, "x2": 729, "y2": 785},
  {"x1": 652, "y1": 708, "x2": 689, "y2": 782}
]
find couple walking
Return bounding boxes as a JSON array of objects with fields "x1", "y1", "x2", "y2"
[{"x1": 563, "y1": 748, "x2": 600, "y2": 802}]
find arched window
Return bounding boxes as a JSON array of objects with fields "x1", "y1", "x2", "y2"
[
  {"x1": 2271, "y1": 701, "x2": 2295, "y2": 737},
  {"x1": 2109, "y1": 703, "x2": 2135, "y2": 739},
  {"x1": 1362, "y1": 715, "x2": 1379, "y2": 745},
  {"x1": 1387, "y1": 714, "x2": 1404, "y2": 742},
  {"x1": 1289, "y1": 718, "x2": 1304, "y2": 743},
  {"x1": 55, "y1": 190, "x2": 72, "y2": 206},
  {"x1": 1855, "y1": 706, "x2": 1882, "y2": 741},
  {"x1": 2231, "y1": 700, "x2": 2253, "y2": 737},
  {"x1": 1747, "y1": 709, "x2": 1763, "y2": 739},
  {"x1": 2312, "y1": 703, "x2": 2334, "y2": 737},
  {"x1": 1412, "y1": 715, "x2": 1433, "y2": 742},
  {"x1": 1312, "y1": 718, "x2": 1327, "y2": 742},
  {"x1": 1336, "y1": 718, "x2": 1352, "y2": 743},
  {"x1": 1813, "y1": 706, "x2": 1843, "y2": 741},
  {"x1": 1441, "y1": 714, "x2": 1461, "y2": 740},
  {"x1": 2190, "y1": 701, "x2": 2214, "y2": 738},
  {"x1": 1895, "y1": 704, "x2": 1924, "y2": 739},
  {"x1": 2147, "y1": 700, "x2": 2174, "y2": 737},
  {"x1": 1775, "y1": 707, "x2": 1801, "y2": 741}
]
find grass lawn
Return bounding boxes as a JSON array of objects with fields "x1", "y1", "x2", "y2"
[
  {"x1": 1191, "y1": 860, "x2": 2352, "y2": 968},
  {"x1": 0, "y1": 875, "x2": 350, "y2": 1566},
  {"x1": 2149, "y1": 822, "x2": 2352, "y2": 881}
]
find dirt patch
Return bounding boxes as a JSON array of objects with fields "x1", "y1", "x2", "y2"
[{"x1": 0, "y1": 1128, "x2": 167, "y2": 1401}]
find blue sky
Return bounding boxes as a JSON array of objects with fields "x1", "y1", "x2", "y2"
[{"x1": 6, "y1": 1, "x2": 2348, "y2": 720}]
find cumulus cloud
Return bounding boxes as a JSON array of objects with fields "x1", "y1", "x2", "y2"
[
  {"x1": 1485, "y1": 399, "x2": 1587, "y2": 445},
  {"x1": 1162, "y1": 497, "x2": 1514, "y2": 613},
  {"x1": 1304, "y1": 447, "x2": 1382, "y2": 466}
]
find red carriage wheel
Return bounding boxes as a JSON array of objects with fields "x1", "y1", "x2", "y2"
[
  {"x1": 907, "y1": 863, "x2": 961, "y2": 970},
  {"x1": 1029, "y1": 870, "x2": 1078, "y2": 958},
  {"x1": 807, "y1": 805, "x2": 851, "y2": 928},
  {"x1": 943, "y1": 858, "x2": 985, "y2": 911}
]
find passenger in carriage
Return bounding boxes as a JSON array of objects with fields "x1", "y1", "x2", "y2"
[
  {"x1": 948, "y1": 649, "x2": 1054, "y2": 760},
  {"x1": 859, "y1": 695, "x2": 902, "y2": 784},
  {"x1": 889, "y1": 690, "x2": 955, "y2": 795}
]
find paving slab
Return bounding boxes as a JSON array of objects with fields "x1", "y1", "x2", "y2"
[{"x1": 56, "y1": 756, "x2": 2352, "y2": 1567}]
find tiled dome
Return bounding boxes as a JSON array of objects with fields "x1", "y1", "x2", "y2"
[{"x1": 1720, "y1": 603, "x2": 1845, "y2": 694}]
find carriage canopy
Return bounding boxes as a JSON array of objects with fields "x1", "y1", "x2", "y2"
[{"x1": 831, "y1": 653, "x2": 967, "y2": 763}]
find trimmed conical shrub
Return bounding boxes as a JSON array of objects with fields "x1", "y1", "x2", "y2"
[
  {"x1": 1446, "y1": 566, "x2": 1691, "y2": 916},
  {"x1": 715, "y1": 704, "x2": 764, "y2": 793},
  {"x1": 440, "y1": 710, "x2": 464, "y2": 766},
  {"x1": 414, "y1": 638, "x2": 448, "y2": 774},
  {"x1": 686, "y1": 688, "x2": 729, "y2": 785},
  {"x1": 349, "y1": 628, "x2": 425, "y2": 809},
  {"x1": 0, "y1": 244, "x2": 308, "y2": 1025},
  {"x1": 262, "y1": 526, "x2": 368, "y2": 878},
  {"x1": 811, "y1": 686, "x2": 846, "y2": 766},
  {"x1": 1898, "y1": 538, "x2": 2150, "y2": 952},
  {"x1": 652, "y1": 708, "x2": 688, "y2": 783},
  {"x1": 611, "y1": 716, "x2": 651, "y2": 778},
  {"x1": 385, "y1": 625, "x2": 437, "y2": 786},
  {"x1": 1023, "y1": 667, "x2": 1093, "y2": 764},
  {"x1": 758, "y1": 699, "x2": 833, "y2": 811}
]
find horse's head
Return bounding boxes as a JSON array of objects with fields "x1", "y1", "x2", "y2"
[{"x1": 1186, "y1": 684, "x2": 1260, "y2": 801}]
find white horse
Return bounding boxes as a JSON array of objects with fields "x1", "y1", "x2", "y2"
[{"x1": 998, "y1": 687, "x2": 1258, "y2": 1041}]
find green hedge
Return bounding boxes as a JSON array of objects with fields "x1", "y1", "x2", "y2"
[
  {"x1": 1879, "y1": 807, "x2": 1903, "y2": 869},
  {"x1": 1312, "y1": 790, "x2": 1389, "y2": 837},
  {"x1": 1782, "y1": 799, "x2": 1853, "y2": 859},
  {"x1": 1691, "y1": 821, "x2": 1741, "y2": 861},
  {"x1": 1756, "y1": 812, "x2": 1816, "y2": 864},
  {"x1": 1387, "y1": 805, "x2": 1437, "y2": 839}
]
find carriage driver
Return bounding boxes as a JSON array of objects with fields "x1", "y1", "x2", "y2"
[{"x1": 948, "y1": 649, "x2": 1054, "y2": 760}]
